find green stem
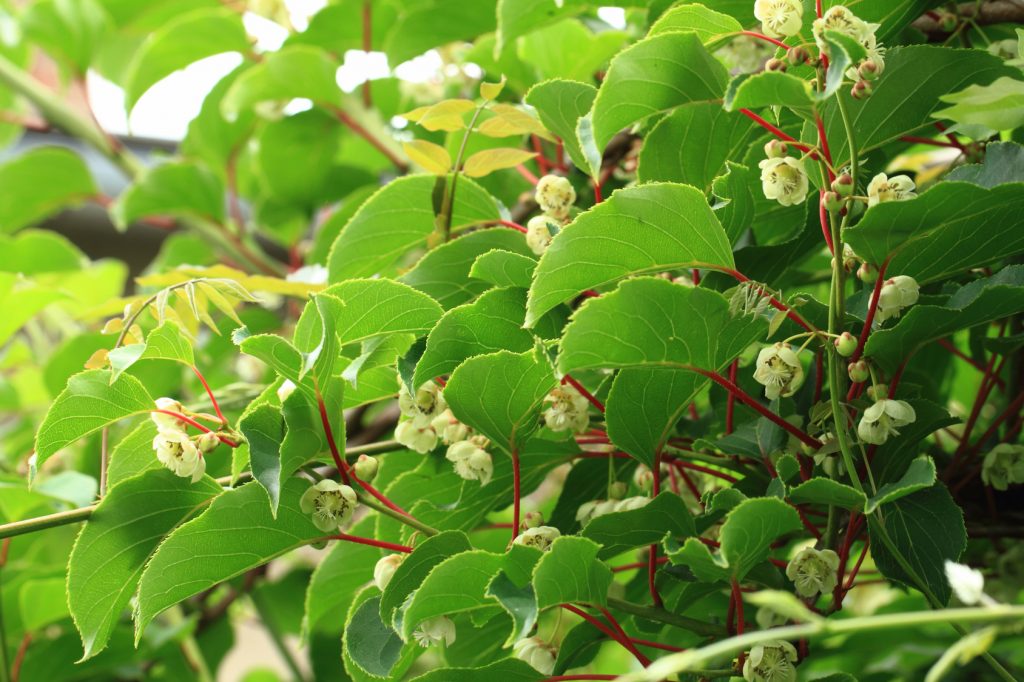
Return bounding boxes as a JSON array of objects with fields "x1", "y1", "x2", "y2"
[
  {"x1": 250, "y1": 590, "x2": 307, "y2": 682},
  {"x1": 360, "y1": 496, "x2": 438, "y2": 537},
  {"x1": 605, "y1": 597, "x2": 726, "y2": 637},
  {"x1": 438, "y1": 104, "x2": 486, "y2": 243}
]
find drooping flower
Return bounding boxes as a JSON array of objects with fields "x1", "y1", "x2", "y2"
[
  {"x1": 299, "y1": 480, "x2": 357, "y2": 532},
  {"x1": 875, "y1": 275, "x2": 919, "y2": 323},
  {"x1": 513, "y1": 637, "x2": 558, "y2": 675},
  {"x1": 742, "y1": 640, "x2": 799, "y2": 682},
  {"x1": 981, "y1": 443, "x2": 1024, "y2": 491},
  {"x1": 395, "y1": 420, "x2": 439, "y2": 454},
  {"x1": 614, "y1": 496, "x2": 650, "y2": 513},
  {"x1": 445, "y1": 437, "x2": 494, "y2": 486},
  {"x1": 534, "y1": 175, "x2": 576, "y2": 220},
  {"x1": 754, "y1": 343, "x2": 805, "y2": 400},
  {"x1": 786, "y1": 547, "x2": 841, "y2": 598},
  {"x1": 857, "y1": 398, "x2": 916, "y2": 445},
  {"x1": 513, "y1": 525, "x2": 561, "y2": 551},
  {"x1": 153, "y1": 429, "x2": 206, "y2": 482},
  {"x1": 151, "y1": 397, "x2": 187, "y2": 432},
  {"x1": 373, "y1": 554, "x2": 405, "y2": 591},
  {"x1": 576, "y1": 499, "x2": 618, "y2": 525},
  {"x1": 754, "y1": 0, "x2": 804, "y2": 38},
  {"x1": 413, "y1": 616, "x2": 456, "y2": 648},
  {"x1": 867, "y1": 172, "x2": 916, "y2": 207},
  {"x1": 945, "y1": 560, "x2": 986, "y2": 605},
  {"x1": 543, "y1": 384, "x2": 591, "y2": 434},
  {"x1": 525, "y1": 214, "x2": 559, "y2": 256},
  {"x1": 715, "y1": 35, "x2": 771, "y2": 74},
  {"x1": 759, "y1": 156, "x2": 809, "y2": 207},
  {"x1": 398, "y1": 379, "x2": 447, "y2": 425},
  {"x1": 431, "y1": 409, "x2": 471, "y2": 445}
]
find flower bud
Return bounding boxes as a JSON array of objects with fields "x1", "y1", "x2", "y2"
[
  {"x1": 614, "y1": 496, "x2": 650, "y2": 512},
  {"x1": 866, "y1": 383, "x2": 888, "y2": 401},
  {"x1": 763, "y1": 139, "x2": 788, "y2": 159},
  {"x1": 842, "y1": 244, "x2": 859, "y2": 272},
  {"x1": 196, "y1": 431, "x2": 220, "y2": 454},
  {"x1": 398, "y1": 379, "x2": 447, "y2": 423},
  {"x1": 847, "y1": 360, "x2": 870, "y2": 383},
  {"x1": 857, "y1": 262, "x2": 877, "y2": 284},
  {"x1": 786, "y1": 547, "x2": 840, "y2": 597},
  {"x1": 373, "y1": 554, "x2": 404, "y2": 591},
  {"x1": 353, "y1": 454, "x2": 379, "y2": 482},
  {"x1": 831, "y1": 173, "x2": 854, "y2": 197},
  {"x1": 513, "y1": 637, "x2": 557, "y2": 675},
  {"x1": 876, "y1": 275, "x2": 920, "y2": 323},
  {"x1": 543, "y1": 385, "x2": 591, "y2": 434},
  {"x1": 608, "y1": 481, "x2": 628, "y2": 500},
  {"x1": 834, "y1": 332, "x2": 857, "y2": 357},
  {"x1": 765, "y1": 57, "x2": 788, "y2": 72},
  {"x1": 858, "y1": 59, "x2": 880, "y2": 81},
  {"x1": 851, "y1": 79, "x2": 873, "y2": 99},
  {"x1": 521, "y1": 511, "x2": 544, "y2": 530},
  {"x1": 534, "y1": 175, "x2": 576, "y2": 220},
  {"x1": 787, "y1": 46, "x2": 809, "y2": 65},
  {"x1": 513, "y1": 525, "x2": 560, "y2": 551},
  {"x1": 822, "y1": 190, "x2": 843, "y2": 212},
  {"x1": 395, "y1": 420, "x2": 439, "y2": 454},
  {"x1": 525, "y1": 215, "x2": 559, "y2": 256}
]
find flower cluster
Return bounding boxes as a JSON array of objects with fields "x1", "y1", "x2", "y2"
[
  {"x1": 150, "y1": 398, "x2": 215, "y2": 483},
  {"x1": 981, "y1": 443, "x2": 1024, "y2": 491},
  {"x1": 813, "y1": 5, "x2": 885, "y2": 91},
  {"x1": 743, "y1": 640, "x2": 799, "y2": 682},
  {"x1": 513, "y1": 636, "x2": 557, "y2": 675},
  {"x1": 543, "y1": 383, "x2": 591, "y2": 434},
  {"x1": 857, "y1": 398, "x2": 916, "y2": 445},
  {"x1": 527, "y1": 175, "x2": 576, "y2": 255},
  {"x1": 753, "y1": 343, "x2": 805, "y2": 400},
  {"x1": 875, "y1": 275, "x2": 919, "y2": 323},
  {"x1": 394, "y1": 379, "x2": 447, "y2": 453},
  {"x1": 445, "y1": 435, "x2": 494, "y2": 486},
  {"x1": 786, "y1": 547, "x2": 840, "y2": 598},
  {"x1": 299, "y1": 479, "x2": 358, "y2": 532}
]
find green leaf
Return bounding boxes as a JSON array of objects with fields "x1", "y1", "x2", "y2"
[
  {"x1": 582, "y1": 492, "x2": 696, "y2": 559},
  {"x1": 303, "y1": 517, "x2": 379, "y2": 636},
  {"x1": 380, "y1": 530, "x2": 473, "y2": 629},
  {"x1": 552, "y1": 620, "x2": 604, "y2": 674},
  {"x1": 409, "y1": 659, "x2": 544, "y2": 682},
  {"x1": 843, "y1": 183, "x2": 1024, "y2": 286},
  {"x1": 820, "y1": 29, "x2": 867, "y2": 100},
  {"x1": 0, "y1": 147, "x2": 96, "y2": 233},
  {"x1": 789, "y1": 478, "x2": 866, "y2": 511},
  {"x1": 947, "y1": 141, "x2": 1024, "y2": 187},
  {"x1": 67, "y1": 469, "x2": 221, "y2": 659},
  {"x1": 19, "y1": 577, "x2": 69, "y2": 632},
  {"x1": 870, "y1": 485, "x2": 966, "y2": 605},
  {"x1": 400, "y1": 228, "x2": 533, "y2": 309},
  {"x1": 108, "y1": 321, "x2": 195, "y2": 381},
  {"x1": 35, "y1": 369, "x2": 154, "y2": 467},
  {"x1": 525, "y1": 183, "x2": 735, "y2": 326},
  {"x1": 123, "y1": 7, "x2": 250, "y2": 110},
  {"x1": 589, "y1": 31, "x2": 727, "y2": 151},
  {"x1": 518, "y1": 19, "x2": 627, "y2": 86},
  {"x1": 239, "y1": 403, "x2": 286, "y2": 515},
  {"x1": 239, "y1": 334, "x2": 304, "y2": 387},
  {"x1": 381, "y1": 0, "x2": 497, "y2": 65},
  {"x1": 22, "y1": 0, "x2": 110, "y2": 74},
  {"x1": 111, "y1": 161, "x2": 225, "y2": 229},
  {"x1": 106, "y1": 421, "x2": 161, "y2": 488},
  {"x1": 865, "y1": 456, "x2": 936, "y2": 514},
  {"x1": 724, "y1": 72, "x2": 814, "y2": 112},
  {"x1": 293, "y1": 294, "x2": 342, "y2": 388},
  {"x1": 934, "y1": 76, "x2": 1024, "y2": 133},
  {"x1": 470, "y1": 249, "x2": 537, "y2": 289},
  {"x1": 495, "y1": 0, "x2": 582, "y2": 54},
  {"x1": 327, "y1": 174, "x2": 501, "y2": 281},
  {"x1": 669, "y1": 497, "x2": 800, "y2": 582},
  {"x1": 346, "y1": 596, "x2": 406, "y2": 677},
  {"x1": 221, "y1": 45, "x2": 342, "y2": 119},
  {"x1": 254, "y1": 109, "x2": 343, "y2": 207},
  {"x1": 486, "y1": 572, "x2": 537, "y2": 646},
  {"x1": 712, "y1": 162, "x2": 756, "y2": 244},
  {"x1": 443, "y1": 349, "x2": 555, "y2": 453},
  {"x1": 821, "y1": 46, "x2": 1016, "y2": 164},
  {"x1": 533, "y1": 536, "x2": 612, "y2": 609},
  {"x1": 864, "y1": 265, "x2": 1024, "y2": 373},
  {"x1": 524, "y1": 79, "x2": 596, "y2": 174},
  {"x1": 0, "y1": 229, "x2": 85, "y2": 273},
  {"x1": 320, "y1": 279, "x2": 444, "y2": 346},
  {"x1": 134, "y1": 479, "x2": 324, "y2": 637},
  {"x1": 638, "y1": 103, "x2": 756, "y2": 192},
  {"x1": 401, "y1": 550, "x2": 505, "y2": 638},
  {"x1": 414, "y1": 288, "x2": 535, "y2": 388},
  {"x1": 648, "y1": 4, "x2": 743, "y2": 41},
  {"x1": 0, "y1": 274, "x2": 66, "y2": 346}
]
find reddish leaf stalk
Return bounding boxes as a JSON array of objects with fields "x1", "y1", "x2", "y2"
[
  {"x1": 152, "y1": 409, "x2": 239, "y2": 448},
  {"x1": 732, "y1": 578, "x2": 746, "y2": 667},
  {"x1": 562, "y1": 374, "x2": 605, "y2": 412},
  {"x1": 937, "y1": 338, "x2": 1005, "y2": 388},
  {"x1": 740, "y1": 30, "x2": 790, "y2": 49},
  {"x1": 560, "y1": 604, "x2": 651, "y2": 666},
  {"x1": 899, "y1": 135, "x2": 962, "y2": 148},
  {"x1": 666, "y1": 458, "x2": 739, "y2": 484},
  {"x1": 849, "y1": 257, "x2": 891, "y2": 364},
  {"x1": 547, "y1": 676, "x2": 618, "y2": 681},
  {"x1": 612, "y1": 556, "x2": 669, "y2": 573},
  {"x1": 516, "y1": 163, "x2": 540, "y2": 185},
  {"x1": 726, "y1": 360, "x2": 738, "y2": 434},
  {"x1": 739, "y1": 109, "x2": 817, "y2": 158},
  {"x1": 330, "y1": 532, "x2": 412, "y2": 553},
  {"x1": 191, "y1": 365, "x2": 226, "y2": 424},
  {"x1": 333, "y1": 108, "x2": 407, "y2": 171},
  {"x1": 649, "y1": 451, "x2": 663, "y2": 608},
  {"x1": 532, "y1": 135, "x2": 551, "y2": 175}
]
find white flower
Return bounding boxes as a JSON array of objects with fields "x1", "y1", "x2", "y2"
[
  {"x1": 576, "y1": 499, "x2": 618, "y2": 525},
  {"x1": 754, "y1": 0, "x2": 803, "y2": 38},
  {"x1": 525, "y1": 215, "x2": 559, "y2": 256},
  {"x1": 867, "y1": 172, "x2": 916, "y2": 207},
  {"x1": 857, "y1": 398, "x2": 916, "y2": 445},
  {"x1": 981, "y1": 443, "x2": 1024, "y2": 491},
  {"x1": 759, "y1": 156, "x2": 808, "y2": 207},
  {"x1": 945, "y1": 561, "x2": 986, "y2": 605},
  {"x1": 153, "y1": 429, "x2": 206, "y2": 482},
  {"x1": 543, "y1": 384, "x2": 591, "y2": 434},
  {"x1": 413, "y1": 616, "x2": 456, "y2": 648},
  {"x1": 285, "y1": 264, "x2": 328, "y2": 285},
  {"x1": 534, "y1": 175, "x2": 575, "y2": 219},
  {"x1": 875, "y1": 275, "x2": 919, "y2": 323},
  {"x1": 398, "y1": 379, "x2": 447, "y2": 424},
  {"x1": 299, "y1": 480, "x2": 357, "y2": 532},
  {"x1": 395, "y1": 420, "x2": 439, "y2": 454},
  {"x1": 373, "y1": 554, "x2": 405, "y2": 591},
  {"x1": 513, "y1": 526, "x2": 561, "y2": 551},
  {"x1": 743, "y1": 640, "x2": 799, "y2": 682},
  {"x1": 430, "y1": 409, "x2": 471, "y2": 445},
  {"x1": 151, "y1": 397, "x2": 187, "y2": 432},
  {"x1": 445, "y1": 437, "x2": 494, "y2": 486},
  {"x1": 614, "y1": 496, "x2": 650, "y2": 513},
  {"x1": 276, "y1": 379, "x2": 296, "y2": 403},
  {"x1": 786, "y1": 547, "x2": 840, "y2": 598},
  {"x1": 715, "y1": 35, "x2": 771, "y2": 74},
  {"x1": 813, "y1": 5, "x2": 873, "y2": 52},
  {"x1": 513, "y1": 637, "x2": 557, "y2": 675},
  {"x1": 754, "y1": 343, "x2": 805, "y2": 400}
]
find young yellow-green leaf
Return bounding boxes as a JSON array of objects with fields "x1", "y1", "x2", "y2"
[
  {"x1": 240, "y1": 403, "x2": 286, "y2": 515},
  {"x1": 461, "y1": 148, "x2": 537, "y2": 178},
  {"x1": 0, "y1": 147, "x2": 97, "y2": 233},
  {"x1": 668, "y1": 497, "x2": 801, "y2": 582},
  {"x1": 107, "y1": 320, "x2": 195, "y2": 382},
  {"x1": 533, "y1": 536, "x2": 611, "y2": 609},
  {"x1": 443, "y1": 349, "x2": 555, "y2": 453},
  {"x1": 469, "y1": 249, "x2": 537, "y2": 289},
  {"x1": 589, "y1": 31, "x2": 727, "y2": 151},
  {"x1": 480, "y1": 76, "x2": 506, "y2": 101},
  {"x1": 934, "y1": 76, "x2": 1024, "y2": 133},
  {"x1": 381, "y1": 530, "x2": 473, "y2": 628},
  {"x1": 137, "y1": 265, "x2": 318, "y2": 299},
  {"x1": 123, "y1": 7, "x2": 250, "y2": 111},
  {"x1": 476, "y1": 103, "x2": 551, "y2": 140},
  {"x1": 0, "y1": 274, "x2": 67, "y2": 346},
  {"x1": 401, "y1": 550, "x2": 505, "y2": 638},
  {"x1": 649, "y1": 4, "x2": 743, "y2": 41},
  {"x1": 35, "y1": 369, "x2": 154, "y2": 467},
  {"x1": 403, "y1": 140, "x2": 453, "y2": 174},
  {"x1": 67, "y1": 469, "x2": 221, "y2": 660},
  {"x1": 525, "y1": 183, "x2": 735, "y2": 327},
  {"x1": 135, "y1": 478, "x2": 324, "y2": 638},
  {"x1": 582, "y1": 492, "x2": 696, "y2": 559},
  {"x1": 111, "y1": 161, "x2": 225, "y2": 229},
  {"x1": 21, "y1": 0, "x2": 110, "y2": 75},
  {"x1": 221, "y1": 45, "x2": 342, "y2": 119},
  {"x1": 524, "y1": 79, "x2": 596, "y2": 176},
  {"x1": 327, "y1": 174, "x2": 501, "y2": 280},
  {"x1": 403, "y1": 99, "x2": 476, "y2": 132},
  {"x1": 303, "y1": 516, "x2": 378, "y2": 637}
]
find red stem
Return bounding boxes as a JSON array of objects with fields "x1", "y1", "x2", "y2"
[
  {"x1": 814, "y1": 114, "x2": 835, "y2": 182},
  {"x1": 496, "y1": 219, "x2": 528, "y2": 233},
  {"x1": 740, "y1": 30, "x2": 790, "y2": 49},
  {"x1": 739, "y1": 109, "x2": 817, "y2": 157},
  {"x1": 816, "y1": 0, "x2": 823, "y2": 17},
  {"x1": 819, "y1": 192, "x2": 835, "y2": 255},
  {"x1": 361, "y1": 2, "x2": 372, "y2": 108},
  {"x1": 560, "y1": 604, "x2": 651, "y2": 666},
  {"x1": 511, "y1": 447, "x2": 521, "y2": 542},
  {"x1": 732, "y1": 578, "x2": 746, "y2": 667},
  {"x1": 516, "y1": 164, "x2": 540, "y2": 185},
  {"x1": 334, "y1": 108, "x2": 407, "y2": 171},
  {"x1": 946, "y1": 352, "x2": 1005, "y2": 478},
  {"x1": 562, "y1": 375, "x2": 605, "y2": 412},
  {"x1": 593, "y1": 177, "x2": 603, "y2": 203},
  {"x1": 612, "y1": 556, "x2": 669, "y2": 573},
  {"x1": 330, "y1": 532, "x2": 412, "y2": 553},
  {"x1": 675, "y1": 466, "x2": 703, "y2": 504},
  {"x1": 725, "y1": 360, "x2": 738, "y2": 434},
  {"x1": 849, "y1": 257, "x2": 890, "y2": 363},
  {"x1": 937, "y1": 338, "x2": 1006, "y2": 388},
  {"x1": 963, "y1": 392, "x2": 1024, "y2": 461},
  {"x1": 532, "y1": 135, "x2": 551, "y2": 175},
  {"x1": 666, "y1": 458, "x2": 739, "y2": 484},
  {"x1": 649, "y1": 452, "x2": 663, "y2": 608},
  {"x1": 191, "y1": 366, "x2": 226, "y2": 424},
  {"x1": 630, "y1": 638, "x2": 684, "y2": 653},
  {"x1": 152, "y1": 409, "x2": 239, "y2": 448},
  {"x1": 934, "y1": 122, "x2": 968, "y2": 153},
  {"x1": 843, "y1": 538, "x2": 870, "y2": 591}
]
